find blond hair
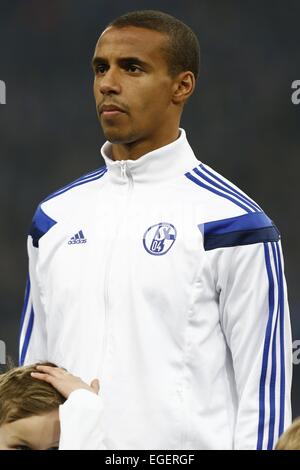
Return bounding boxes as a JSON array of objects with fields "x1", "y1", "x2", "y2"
[
  {"x1": 275, "y1": 418, "x2": 300, "y2": 450},
  {"x1": 0, "y1": 362, "x2": 65, "y2": 426}
]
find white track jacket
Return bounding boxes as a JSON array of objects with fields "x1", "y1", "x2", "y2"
[{"x1": 19, "y1": 129, "x2": 292, "y2": 450}]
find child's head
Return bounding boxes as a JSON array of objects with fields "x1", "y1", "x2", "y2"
[
  {"x1": 275, "y1": 418, "x2": 300, "y2": 450},
  {"x1": 0, "y1": 362, "x2": 65, "y2": 450}
]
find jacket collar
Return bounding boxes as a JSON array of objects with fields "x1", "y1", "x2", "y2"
[{"x1": 100, "y1": 128, "x2": 199, "y2": 185}]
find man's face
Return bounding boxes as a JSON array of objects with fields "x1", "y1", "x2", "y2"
[{"x1": 92, "y1": 26, "x2": 177, "y2": 145}]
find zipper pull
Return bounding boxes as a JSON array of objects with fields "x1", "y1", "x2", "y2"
[{"x1": 120, "y1": 161, "x2": 127, "y2": 180}]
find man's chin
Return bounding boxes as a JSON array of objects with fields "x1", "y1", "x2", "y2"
[{"x1": 102, "y1": 127, "x2": 136, "y2": 145}]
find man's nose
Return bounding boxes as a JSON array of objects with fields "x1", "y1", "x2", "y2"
[{"x1": 99, "y1": 68, "x2": 121, "y2": 95}]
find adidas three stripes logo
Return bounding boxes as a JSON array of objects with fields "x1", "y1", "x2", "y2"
[{"x1": 68, "y1": 230, "x2": 87, "y2": 244}]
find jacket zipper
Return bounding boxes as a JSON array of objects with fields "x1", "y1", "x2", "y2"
[{"x1": 101, "y1": 161, "x2": 133, "y2": 376}]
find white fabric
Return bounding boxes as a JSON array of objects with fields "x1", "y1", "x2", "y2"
[{"x1": 20, "y1": 129, "x2": 292, "y2": 449}]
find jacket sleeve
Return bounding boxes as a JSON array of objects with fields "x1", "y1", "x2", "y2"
[
  {"x1": 19, "y1": 206, "x2": 52, "y2": 365},
  {"x1": 59, "y1": 389, "x2": 107, "y2": 450},
  {"x1": 211, "y1": 239, "x2": 292, "y2": 449}
]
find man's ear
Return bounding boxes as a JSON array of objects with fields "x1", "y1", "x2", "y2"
[{"x1": 172, "y1": 71, "x2": 196, "y2": 105}]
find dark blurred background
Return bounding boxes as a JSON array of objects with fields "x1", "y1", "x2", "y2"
[{"x1": 1, "y1": 0, "x2": 300, "y2": 415}]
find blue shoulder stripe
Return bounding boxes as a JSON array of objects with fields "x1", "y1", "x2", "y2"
[
  {"x1": 200, "y1": 163, "x2": 262, "y2": 212},
  {"x1": 194, "y1": 166, "x2": 260, "y2": 213},
  {"x1": 202, "y1": 213, "x2": 280, "y2": 250},
  {"x1": 43, "y1": 165, "x2": 107, "y2": 202},
  {"x1": 29, "y1": 205, "x2": 57, "y2": 248},
  {"x1": 185, "y1": 170, "x2": 253, "y2": 213},
  {"x1": 29, "y1": 166, "x2": 107, "y2": 247}
]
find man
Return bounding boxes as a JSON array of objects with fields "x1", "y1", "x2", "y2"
[{"x1": 19, "y1": 10, "x2": 292, "y2": 450}]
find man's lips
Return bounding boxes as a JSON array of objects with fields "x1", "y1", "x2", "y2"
[{"x1": 99, "y1": 104, "x2": 127, "y2": 116}]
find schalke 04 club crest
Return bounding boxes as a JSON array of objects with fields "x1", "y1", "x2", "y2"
[{"x1": 143, "y1": 222, "x2": 177, "y2": 256}]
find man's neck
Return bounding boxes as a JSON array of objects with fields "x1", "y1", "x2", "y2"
[{"x1": 111, "y1": 128, "x2": 180, "y2": 161}]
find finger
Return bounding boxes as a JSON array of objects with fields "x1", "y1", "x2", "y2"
[
  {"x1": 90, "y1": 378, "x2": 100, "y2": 394},
  {"x1": 31, "y1": 372, "x2": 55, "y2": 384},
  {"x1": 35, "y1": 365, "x2": 58, "y2": 373},
  {"x1": 35, "y1": 365, "x2": 67, "y2": 376}
]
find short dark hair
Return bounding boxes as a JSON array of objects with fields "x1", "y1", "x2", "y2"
[{"x1": 107, "y1": 10, "x2": 200, "y2": 80}]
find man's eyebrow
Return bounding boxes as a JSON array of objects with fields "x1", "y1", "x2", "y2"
[
  {"x1": 91, "y1": 56, "x2": 107, "y2": 69},
  {"x1": 118, "y1": 57, "x2": 149, "y2": 68},
  {"x1": 91, "y1": 56, "x2": 150, "y2": 69}
]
